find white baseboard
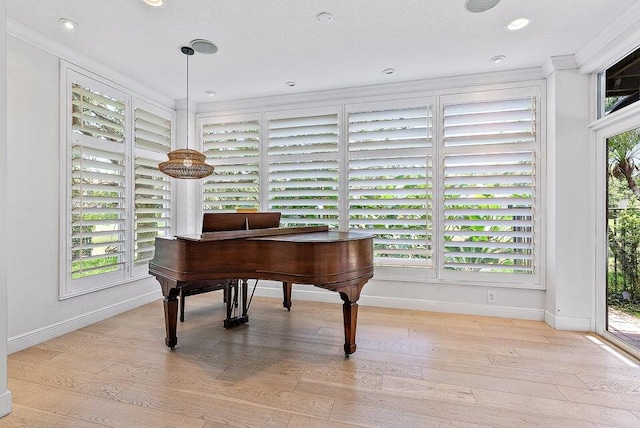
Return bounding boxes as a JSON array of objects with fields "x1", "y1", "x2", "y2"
[
  {"x1": 544, "y1": 310, "x2": 591, "y2": 330},
  {"x1": 7, "y1": 290, "x2": 162, "y2": 354},
  {"x1": 360, "y1": 295, "x2": 545, "y2": 321},
  {"x1": 7, "y1": 284, "x2": 584, "y2": 357},
  {"x1": 253, "y1": 284, "x2": 545, "y2": 321},
  {"x1": 0, "y1": 390, "x2": 12, "y2": 419}
]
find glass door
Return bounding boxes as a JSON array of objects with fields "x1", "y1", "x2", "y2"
[{"x1": 605, "y1": 126, "x2": 640, "y2": 353}]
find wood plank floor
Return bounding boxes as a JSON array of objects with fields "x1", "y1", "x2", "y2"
[{"x1": 2, "y1": 294, "x2": 640, "y2": 427}]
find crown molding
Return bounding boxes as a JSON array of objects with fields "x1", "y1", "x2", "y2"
[
  {"x1": 198, "y1": 67, "x2": 544, "y2": 113},
  {"x1": 541, "y1": 55, "x2": 578, "y2": 78},
  {"x1": 575, "y1": 2, "x2": 640, "y2": 74},
  {"x1": 7, "y1": 18, "x2": 175, "y2": 109}
]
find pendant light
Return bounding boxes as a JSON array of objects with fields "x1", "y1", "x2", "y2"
[{"x1": 159, "y1": 46, "x2": 214, "y2": 179}]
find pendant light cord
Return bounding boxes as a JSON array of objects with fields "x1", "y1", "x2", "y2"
[
  {"x1": 185, "y1": 48, "x2": 189, "y2": 150},
  {"x1": 158, "y1": 46, "x2": 213, "y2": 179},
  {"x1": 181, "y1": 46, "x2": 195, "y2": 151}
]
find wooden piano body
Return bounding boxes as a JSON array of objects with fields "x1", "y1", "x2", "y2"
[{"x1": 149, "y1": 213, "x2": 374, "y2": 356}]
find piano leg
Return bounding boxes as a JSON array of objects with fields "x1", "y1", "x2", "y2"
[
  {"x1": 339, "y1": 292, "x2": 358, "y2": 357},
  {"x1": 163, "y1": 288, "x2": 179, "y2": 349},
  {"x1": 282, "y1": 282, "x2": 292, "y2": 311}
]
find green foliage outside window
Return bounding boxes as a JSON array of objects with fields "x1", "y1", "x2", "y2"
[{"x1": 607, "y1": 127, "x2": 640, "y2": 317}]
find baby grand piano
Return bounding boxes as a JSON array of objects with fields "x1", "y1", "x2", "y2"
[{"x1": 149, "y1": 212, "x2": 374, "y2": 356}]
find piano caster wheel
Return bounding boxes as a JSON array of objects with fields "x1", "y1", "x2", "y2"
[{"x1": 170, "y1": 346, "x2": 175, "y2": 350}]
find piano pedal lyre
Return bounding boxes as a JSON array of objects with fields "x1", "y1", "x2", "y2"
[{"x1": 223, "y1": 279, "x2": 249, "y2": 329}]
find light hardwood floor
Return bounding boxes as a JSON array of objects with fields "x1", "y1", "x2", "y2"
[{"x1": 2, "y1": 294, "x2": 640, "y2": 427}]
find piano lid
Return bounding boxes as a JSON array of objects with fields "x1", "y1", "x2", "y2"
[{"x1": 176, "y1": 225, "x2": 330, "y2": 242}]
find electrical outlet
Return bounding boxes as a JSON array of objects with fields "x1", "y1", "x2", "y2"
[{"x1": 487, "y1": 290, "x2": 496, "y2": 304}]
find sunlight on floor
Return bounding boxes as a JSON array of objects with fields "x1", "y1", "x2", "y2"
[{"x1": 586, "y1": 335, "x2": 639, "y2": 367}]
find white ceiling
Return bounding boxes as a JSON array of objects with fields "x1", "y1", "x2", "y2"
[{"x1": 6, "y1": 0, "x2": 639, "y2": 104}]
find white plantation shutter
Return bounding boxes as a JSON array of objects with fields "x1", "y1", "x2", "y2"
[
  {"x1": 63, "y1": 66, "x2": 175, "y2": 297},
  {"x1": 347, "y1": 104, "x2": 433, "y2": 266},
  {"x1": 72, "y1": 84, "x2": 125, "y2": 143},
  {"x1": 202, "y1": 116, "x2": 260, "y2": 211},
  {"x1": 133, "y1": 107, "x2": 172, "y2": 268},
  {"x1": 69, "y1": 78, "x2": 128, "y2": 287},
  {"x1": 134, "y1": 107, "x2": 172, "y2": 153},
  {"x1": 441, "y1": 94, "x2": 537, "y2": 276},
  {"x1": 71, "y1": 145, "x2": 126, "y2": 280},
  {"x1": 196, "y1": 86, "x2": 543, "y2": 287},
  {"x1": 267, "y1": 111, "x2": 339, "y2": 227},
  {"x1": 133, "y1": 158, "x2": 171, "y2": 265}
]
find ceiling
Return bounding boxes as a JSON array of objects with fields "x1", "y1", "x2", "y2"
[{"x1": 6, "y1": 0, "x2": 639, "y2": 105}]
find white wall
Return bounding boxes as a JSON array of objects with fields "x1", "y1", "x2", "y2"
[
  {"x1": 254, "y1": 280, "x2": 546, "y2": 321},
  {"x1": 175, "y1": 100, "x2": 200, "y2": 236},
  {"x1": 5, "y1": 36, "x2": 161, "y2": 352},
  {"x1": 544, "y1": 57, "x2": 593, "y2": 330},
  {"x1": 0, "y1": 0, "x2": 12, "y2": 419}
]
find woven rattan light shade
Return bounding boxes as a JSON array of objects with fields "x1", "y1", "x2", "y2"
[
  {"x1": 159, "y1": 46, "x2": 214, "y2": 179},
  {"x1": 159, "y1": 148, "x2": 214, "y2": 179}
]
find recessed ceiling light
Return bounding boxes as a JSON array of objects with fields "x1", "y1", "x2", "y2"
[
  {"x1": 205, "y1": 90, "x2": 217, "y2": 97},
  {"x1": 59, "y1": 18, "x2": 78, "y2": 30},
  {"x1": 464, "y1": 0, "x2": 500, "y2": 13},
  {"x1": 142, "y1": 0, "x2": 164, "y2": 6},
  {"x1": 285, "y1": 81, "x2": 296, "y2": 87},
  {"x1": 383, "y1": 68, "x2": 395, "y2": 75},
  {"x1": 506, "y1": 17, "x2": 530, "y2": 31},
  {"x1": 191, "y1": 39, "x2": 218, "y2": 55},
  {"x1": 316, "y1": 12, "x2": 333, "y2": 23},
  {"x1": 490, "y1": 55, "x2": 505, "y2": 63}
]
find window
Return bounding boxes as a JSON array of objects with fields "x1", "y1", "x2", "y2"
[
  {"x1": 200, "y1": 86, "x2": 541, "y2": 286},
  {"x1": 68, "y1": 76, "x2": 127, "y2": 291},
  {"x1": 132, "y1": 105, "x2": 174, "y2": 277},
  {"x1": 266, "y1": 108, "x2": 339, "y2": 228},
  {"x1": 347, "y1": 101, "x2": 433, "y2": 267},
  {"x1": 598, "y1": 45, "x2": 640, "y2": 117},
  {"x1": 202, "y1": 114, "x2": 261, "y2": 212},
  {"x1": 61, "y1": 66, "x2": 174, "y2": 298},
  {"x1": 440, "y1": 90, "x2": 539, "y2": 283}
]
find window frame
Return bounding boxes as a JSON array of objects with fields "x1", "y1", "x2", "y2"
[
  {"x1": 438, "y1": 87, "x2": 542, "y2": 286},
  {"x1": 60, "y1": 63, "x2": 175, "y2": 299},
  {"x1": 596, "y1": 44, "x2": 640, "y2": 119}
]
